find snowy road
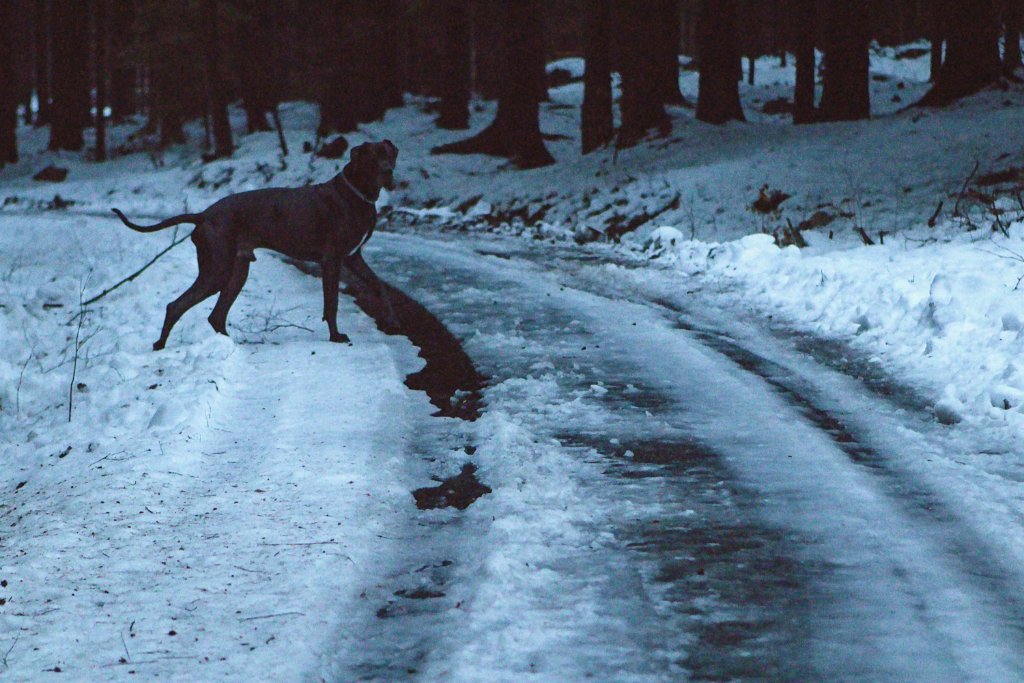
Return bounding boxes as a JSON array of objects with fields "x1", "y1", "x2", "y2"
[
  {"x1": 336, "y1": 229, "x2": 1024, "y2": 681},
  {"x1": 6, "y1": 214, "x2": 1024, "y2": 681}
]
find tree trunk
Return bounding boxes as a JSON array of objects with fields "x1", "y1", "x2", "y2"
[
  {"x1": 238, "y1": 0, "x2": 274, "y2": 133},
  {"x1": 153, "y1": 68, "x2": 184, "y2": 148},
  {"x1": 33, "y1": 0, "x2": 49, "y2": 126},
  {"x1": 1005, "y1": 0, "x2": 1023, "y2": 75},
  {"x1": 653, "y1": 0, "x2": 686, "y2": 105},
  {"x1": 819, "y1": 1, "x2": 870, "y2": 121},
  {"x1": 919, "y1": 0, "x2": 1001, "y2": 105},
  {"x1": 200, "y1": 0, "x2": 233, "y2": 159},
  {"x1": 1, "y1": 0, "x2": 18, "y2": 164},
  {"x1": 94, "y1": 0, "x2": 108, "y2": 161},
  {"x1": 437, "y1": 0, "x2": 470, "y2": 130},
  {"x1": 792, "y1": 0, "x2": 816, "y2": 124},
  {"x1": 618, "y1": 2, "x2": 671, "y2": 145},
  {"x1": 109, "y1": 0, "x2": 134, "y2": 120},
  {"x1": 432, "y1": 0, "x2": 553, "y2": 168},
  {"x1": 581, "y1": 0, "x2": 613, "y2": 153},
  {"x1": 48, "y1": 0, "x2": 88, "y2": 151},
  {"x1": 696, "y1": 0, "x2": 745, "y2": 125}
]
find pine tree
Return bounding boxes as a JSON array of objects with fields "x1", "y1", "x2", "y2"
[
  {"x1": 792, "y1": 0, "x2": 817, "y2": 124},
  {"x1": 696, "y1": 0, "x2": 745, "y2": 124},
  {"x1": 94, "y1": 0, "x2": 109, "y2": 161},
  {"x1": 581, "y1": 0, "x2": 613, "y2": 153},
  {"x1": 819, "y1": 2, "x2": 870, "y2": 121},
  {"x1": 432, "y1": 0, "x2": 553, "y2": 168},
  {"x1": 33, "y1": 0, "x2": 49, "y2": 126},
  {"x1": 617, "y1": 2, "x2": 670, "y2": 145},
  {"x1": 0, "y1": 0, "x2": 18, "y2": 164},
  {"x1": 1005, "y1": 0, "x2": 1023, "y2": 75},
  {"x1": 436, "y1": 0, "x2": 470, "y2": 130},
  {"x1": 919, "y1": 0, "x2": 1001, "y2": 105},
  {"x1": 48, "y1": 0, "x2": 89, "y2": 151},
  {"x1": 200, "y1": 0, "x2": 233, "y2": 158}
]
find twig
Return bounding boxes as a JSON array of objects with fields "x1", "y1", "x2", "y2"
[
  {"x1": 927, "y1": 200, "x2": 944, "y2": 227},
  {"x1": 258, "y1": 541, "x2": 338, "y2": 547},
  {"x1": 271, "y1": 105, "x2": 289, "y2": 157},
  {"x1": 954, "y1": 160, "x2": 981, "y2": 217},
  {"x1": 239, "y1": 611, "x2": 305, "y2": 622},
  {"x1": 120, "y1": 631, "x2": 131, "y2": 664},
  {"x1": 2, "y1": 635, "x2": 18, "y2": 669},
  {"x1": 68, "y1": 278, "x2": 88, "y2": 422},
  {"x1": 70, "y1": 231, "x2": 191, "y2": 318}
]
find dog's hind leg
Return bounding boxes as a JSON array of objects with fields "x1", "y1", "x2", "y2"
[
  {"x1": 154, "y1": 276, "x2": 221, "y2": 350},
  {"x1": 153, "y1": 234, "x2": 220, "y2": 351},
  {"x1": 208, "y1": 244, "x2": 255, "y2": 336}
]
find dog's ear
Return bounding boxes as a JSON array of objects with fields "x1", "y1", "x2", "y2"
[{"x1": 381, "y1": 139, "x2": 398, "y2": 160}]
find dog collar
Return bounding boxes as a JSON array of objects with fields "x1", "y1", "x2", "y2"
[{"x1": 341, "y1": 171, "x2": 375, "y2": 206}]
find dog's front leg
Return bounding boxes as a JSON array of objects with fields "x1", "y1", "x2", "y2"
[{"x1": 321, "y1": 255, "x2": 350, "y2": 344}]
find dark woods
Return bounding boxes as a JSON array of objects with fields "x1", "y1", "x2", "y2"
[{"x1": 0, "y1": 0, "x2": 1022, "y2": 170}]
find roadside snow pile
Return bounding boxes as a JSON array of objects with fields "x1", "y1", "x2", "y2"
[{"x1": 641, "y1": 221, "x2": 1024, "y2": 431}]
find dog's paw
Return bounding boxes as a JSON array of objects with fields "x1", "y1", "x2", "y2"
[
  {"x1": 152, "y1": 340, "x2": 166, "y2": 351},
  {"x1": 329, "y1": 332, "x2": 352, "y2": 345}
]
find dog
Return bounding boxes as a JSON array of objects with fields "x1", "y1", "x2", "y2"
[{"x1": 112, "y1": 140, "x2": 398, "y2": 350}]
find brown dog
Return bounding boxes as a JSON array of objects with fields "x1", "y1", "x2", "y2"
[{"x1": 113, "y1": 140, "x2": 398, "y2": 350}]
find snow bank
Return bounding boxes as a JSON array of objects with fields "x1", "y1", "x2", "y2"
[{"x1": 635, "y1": 219, "x2": 1024, "y2": 432}]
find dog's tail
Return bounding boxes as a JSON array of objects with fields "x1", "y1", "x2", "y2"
[{"x1": 111, "y1": 208, "x2": 202, "y2": 233}]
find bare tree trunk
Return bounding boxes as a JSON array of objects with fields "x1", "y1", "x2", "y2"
[
  {"x1": 48, "y1": 0, "x2": 88, "y2": 151},
  {"x1": 94, "y1": 0, "x2": 108, "y2": 161},
  {"x1": 110, "y1": 0, "x2": 134, "y2": 120},
  {"x1": 581, "y1": 0, "x2": 613, "y2": 153},
  {"x1": 919, "y1": 0, "x2": 1001, "y2": 105},
  {"x1": 0, "y1": 0, "x2": 18, "y2": 164},
  {"x1": 33, "y1": 0, "x2": 49, "y2": 126},
  {"x1": 696, "y1": 0, "x2": 745, "y2": 124},
  {"x1": 819, "y1": 1, "x2": 870, "y2": 121},
  {"x1": 618, "y1": 2, "x2": 671, "y2": 145},
  {"x1": 200, "y1": 0, "x2": 233, "y2": 159},
  {"x1": 1005, "y1": 0, "x2": 1023, "y2": 75},
  {"x1": 432, "y1": 0, "x2": 553, "y2": 168},
  {"x1": 653, "y1": 0, "x2": 686, "y2": 105},
  {"x1": 793, "y1": 0, "x2": 816, "y2": 124},
  {"x1": 437, "y1": 0, "x2": 470, "y2": 130}
]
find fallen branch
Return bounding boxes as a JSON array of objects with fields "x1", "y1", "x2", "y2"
[
  {"x1": 239, "y1": 612, "x2": 305, "y2": 622},
  {"x1": 69, "y1": 230, "x2": 191, "y2": 320},
  {"x1": 68, "y1": 279, "x2": 88, "y2": 422}
]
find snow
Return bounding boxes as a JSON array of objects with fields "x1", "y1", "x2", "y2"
[{"x1": 4, "y1": 38, "x2": 1024, "y2": 680}]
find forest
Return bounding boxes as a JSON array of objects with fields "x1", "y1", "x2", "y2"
[{"x1": 1, "y1": 0, "x2": 1020, "y2": 169}]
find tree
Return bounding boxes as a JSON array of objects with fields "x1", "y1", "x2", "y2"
[
  {"x1": 1005, "y1": 0, "x2": 1023, "y2": 76},
  {"x1": 792, "y1": 0, "x2": 816, "y2": 124},
  {"x1": 319, "y1": 1, "x2": 402, "y2": 135},
  {"x1": 436, "y1": 0, "x2": 470, "y2": 130},
  {"x1": 200, "y1": 0, "x2": 233, "y2": 158},
  {"x1": 109, "y1": 0, "x2": 135, "y2": 120},
  {"x1": 617, "y1": 2, "x2": 670, "y2": 144},
  {"x1": 919, "y1": 0, "x2": 1001, "y2": 105},
  {"x1": 237, "y1": 0, "x2": 275, "y2": 133},
  {"x1": 0, "y1": 0, "x2": 17, "y2": 164},
  {"x1": 48, "y1": 0, "x2": 89, "y2": 151},
  {"x1": 94, "y1": 0, "x2": 109, "y2": 161},
  {"x1": 929, "y1": 4, "x2": 944, "y2": 82},
  {"x1": 819, "y1": 2, "x2": 870, "y2": 121},
  {"x1": 696, "y1": 0, "x2": 745, "y2": 124},
  {"x1": 653, "y1": 0, "x2": 686, "y2": 105},
  {"x1": 581, "y1": 0, "x2": 613, "y2": 153},
  {"x1": 33, "y1": 0, "x2": 49, "y2": 126},
  {"x1": 432, "y1": 0, "x2": 553, "y2": 169}
]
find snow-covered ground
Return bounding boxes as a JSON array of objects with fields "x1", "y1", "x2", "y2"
[{"x1": 4, "y1": 42, "x2": 1024, "y2": 680}]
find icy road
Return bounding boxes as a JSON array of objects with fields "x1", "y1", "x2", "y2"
[{"x1": 5, "y1": 215, "x2": 1024, "y2": 681}]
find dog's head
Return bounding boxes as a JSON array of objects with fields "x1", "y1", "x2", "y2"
[{"x1": 349, "y1": 140, "x2": 398, "y2": 193}]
